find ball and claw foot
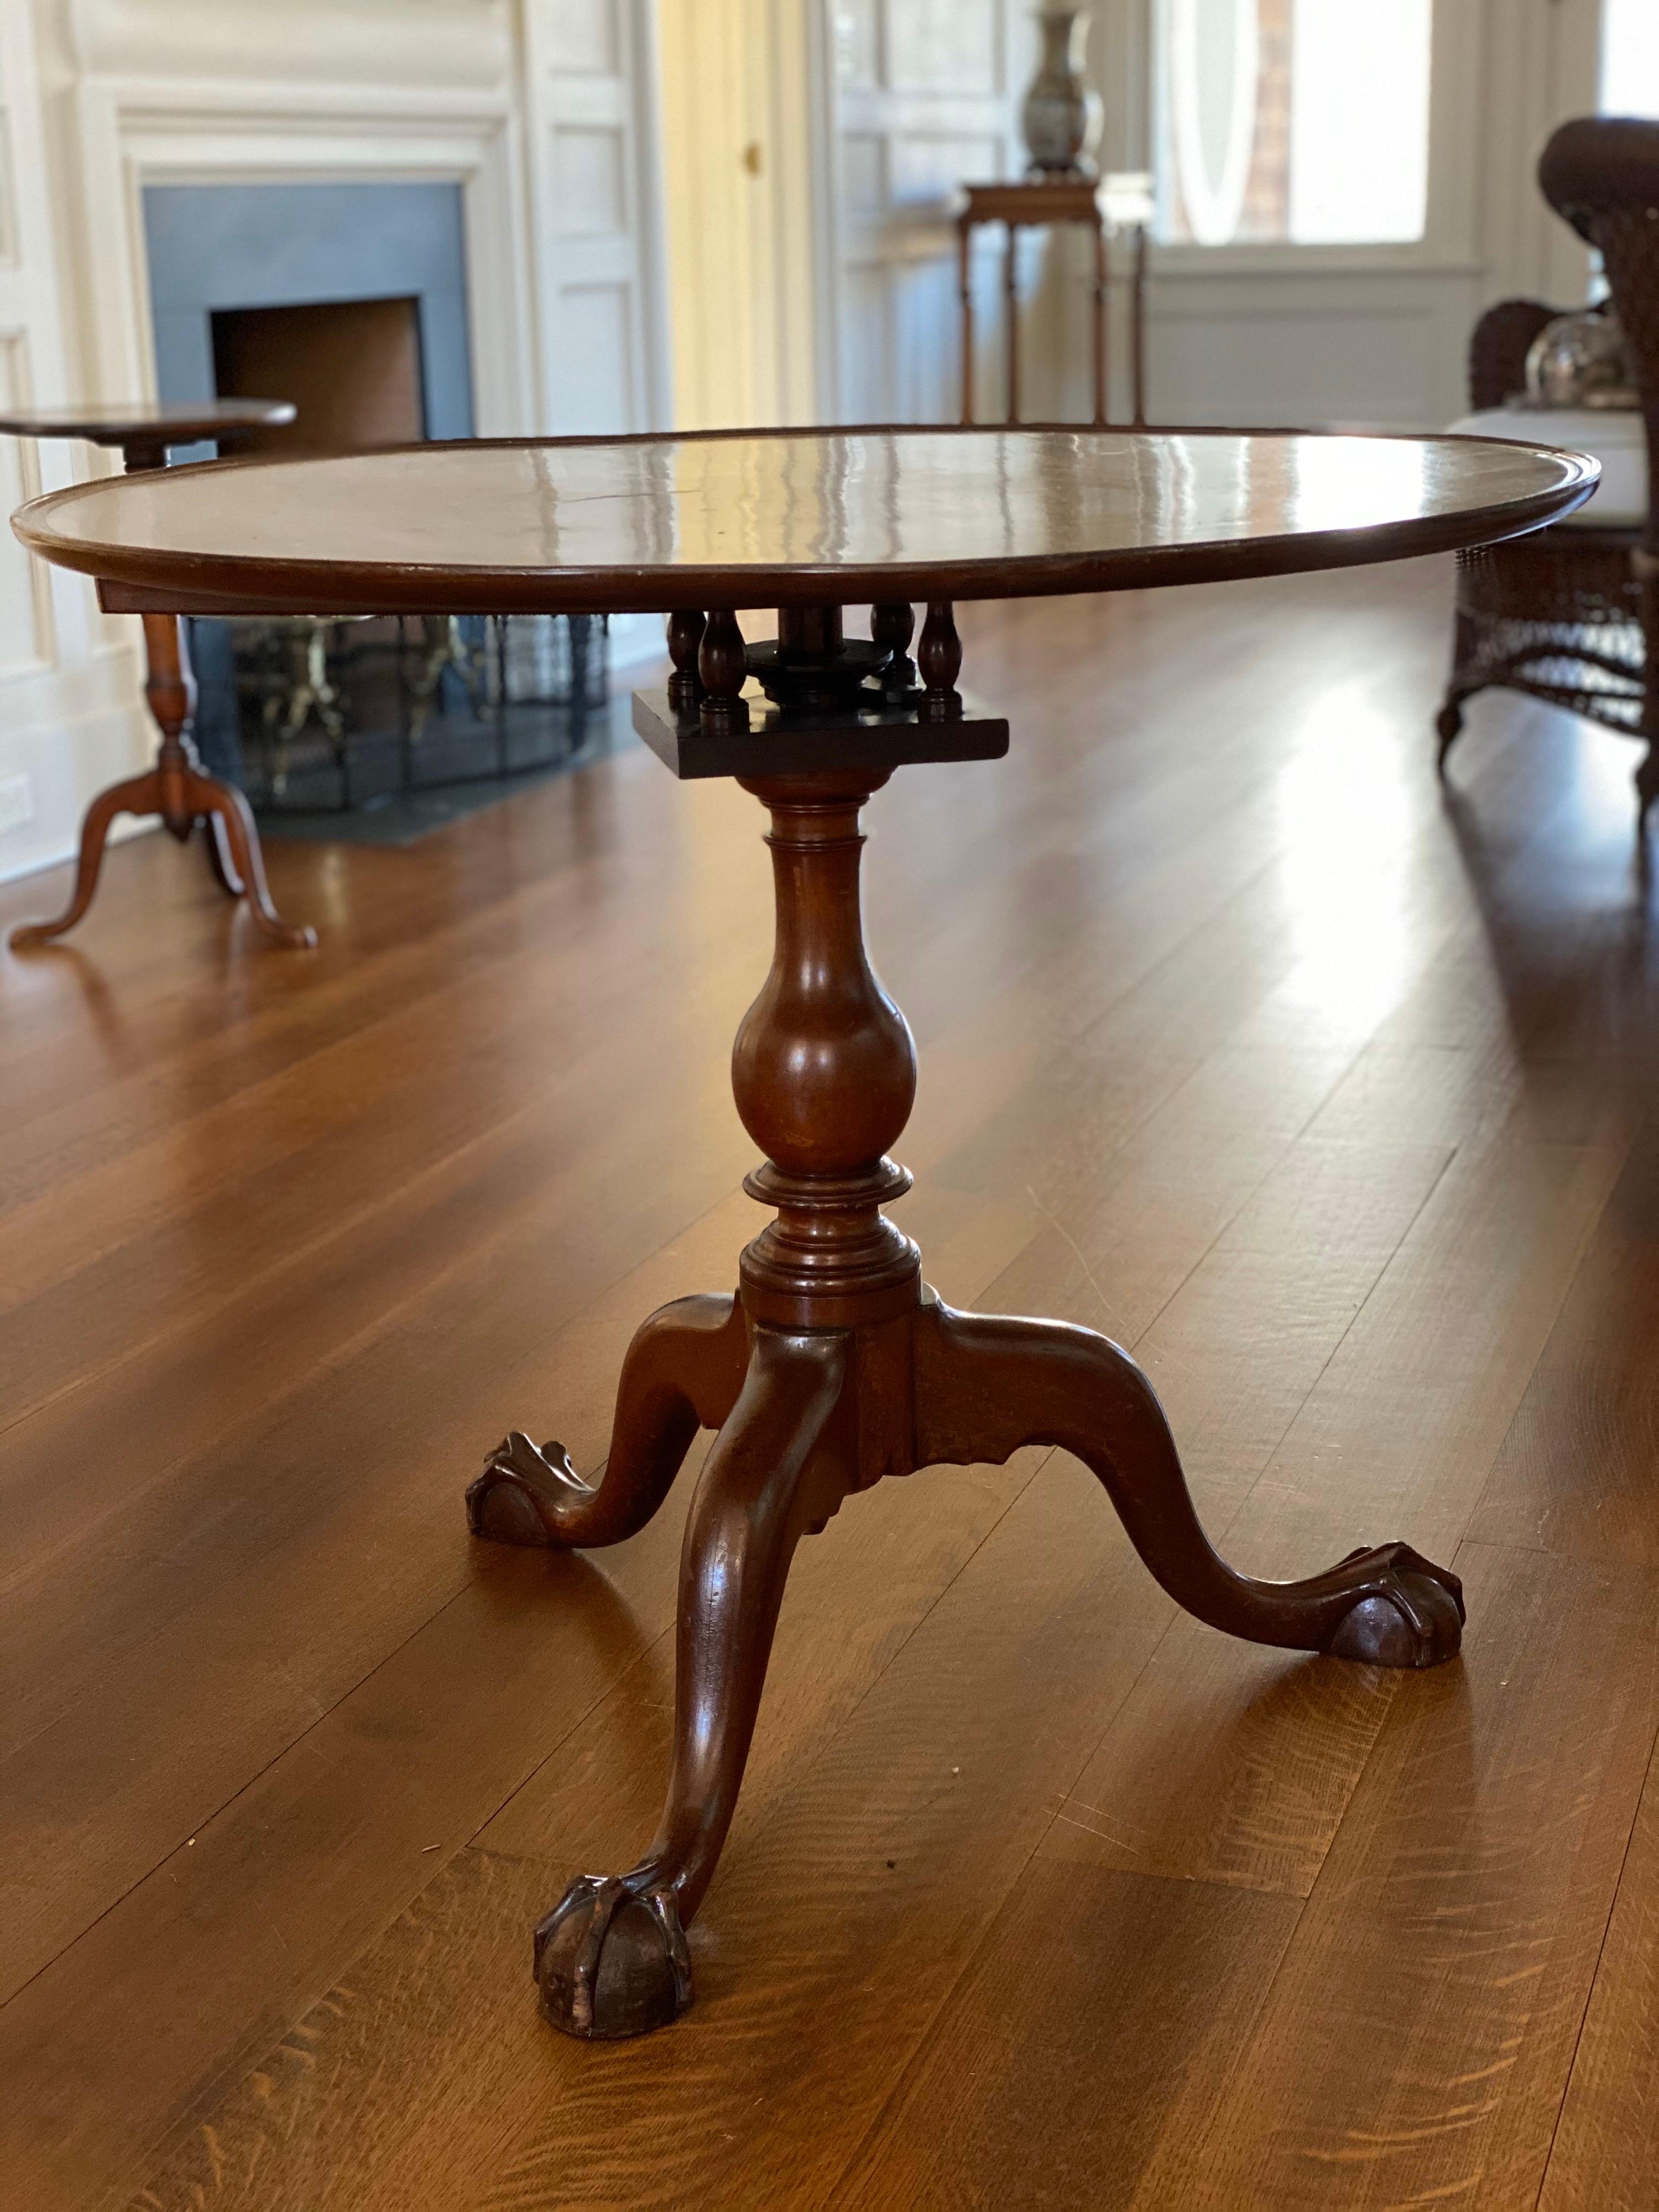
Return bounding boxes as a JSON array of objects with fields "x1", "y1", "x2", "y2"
[
  {"x1": 534, "y1": 1875, "x2": 693, "y2": 2039},
  {"x1": 464, "y1": 1432, "x2": 588, "y2": 1546},
  {"x1": 1322, "y1": 1542, "x2": 1464, "y2": 1668}
]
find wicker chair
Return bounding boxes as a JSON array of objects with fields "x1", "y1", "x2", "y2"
[{"x1": 1437, "y1": 117, "x2": 1659, "y2": 824}]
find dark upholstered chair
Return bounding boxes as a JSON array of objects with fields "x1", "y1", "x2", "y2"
[{"x1": 1438, "y1": 117, "x2": 1659, "y2": 824}]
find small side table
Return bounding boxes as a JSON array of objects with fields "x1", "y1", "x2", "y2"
[
  {"x1": 956, "y1": 172, "x2": 1151, "y2": 428},
  {"x1": 0, "y1": 399, "x2": 316, "y2": 952}
]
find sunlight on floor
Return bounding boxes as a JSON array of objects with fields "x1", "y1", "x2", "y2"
[{"x1": 1272, "y1": 685, "x2": 1415, "y2": 1034}]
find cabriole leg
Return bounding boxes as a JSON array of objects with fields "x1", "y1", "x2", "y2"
[
  {"x1": 533, "y1": 1324, "x2": 848, "y2": 2037},
  {"x1": 914, "y1": 1301, "x2": 1463, "y2": 1667},
  {"x1": 7, "y1": 771, "x2": 161, "y2": 949},
  {"x1": 194, "y1": 775, "x2": 316, "y2": 949},
  {"x1": 467, "y1": 1293, "x2": 748, "y2": 1550}
]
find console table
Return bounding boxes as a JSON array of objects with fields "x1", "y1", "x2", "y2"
[
  {"x1": 0, "y1": 399, "x2": 315, "y2": 952},
  {"x1": 13, "y1": 424, "x2": 1595, "y2": 2042},
  {"x1": 956, "y1": 173, "x2": 1152, "y2": 427}
]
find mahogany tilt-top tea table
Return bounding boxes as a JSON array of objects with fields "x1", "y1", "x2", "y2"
[
  {"x1": 14, "y1": 423, "x2": 1597, "y2": 2039},
  {"x1": 0, "y1": 398, "x2": 316, "y2": 951}
]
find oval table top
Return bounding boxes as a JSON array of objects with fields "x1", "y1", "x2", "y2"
[
  {"x1": 0, "y1": 398, "x2": 296, "y2": 452},
  {"x1": 11, "y1": 425, "x2": 1597, "y2": 616}
]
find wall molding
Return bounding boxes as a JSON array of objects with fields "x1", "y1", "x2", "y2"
[
  {"x1": 64, "y1": 0, "x2": 517, "y2": 95},
  {"x1": 68, "y1": 86, "x2": 533, "y2": 433}
]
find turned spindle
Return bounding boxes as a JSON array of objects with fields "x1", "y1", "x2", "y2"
[
  {"x1": 667, "y1": 610, "x2": 706, "y2": 709},
  {"x1": 872, "y1": 601, "x2": 917, "y2": 697},
  {"x1": 918, "y1": 601, "x2": 963, "y2": 721},
  {"x1": 872, "y1": 602, "x2": 915, "y2": 659},
  {"x1": 698, "y1": 610, "x2": 749, "y2": 733}
]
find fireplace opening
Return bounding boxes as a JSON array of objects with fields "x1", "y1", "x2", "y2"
[{"x1": 212, "y1": 296, "x2": 426, "y2": 454}]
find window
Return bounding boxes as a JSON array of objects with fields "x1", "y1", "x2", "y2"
[
  {"x1": 1154, "y1": 0, "x2": 1433, "y2": 247},
  {"x1": 1601, "y1": 0, "x2": 1659, "y2": 117}
]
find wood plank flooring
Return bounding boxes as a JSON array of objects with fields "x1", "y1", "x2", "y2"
[{"x1": 4, "y1": 560, "x2": 1659, "y2": 2209}]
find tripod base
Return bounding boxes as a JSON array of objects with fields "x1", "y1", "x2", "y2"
[
  {"x1": 469, "y1": 1286, "x2": 1462, "y2": 2039},
  {"x1": 8, "y1": 759, "x2": 315, "y2": 951}
]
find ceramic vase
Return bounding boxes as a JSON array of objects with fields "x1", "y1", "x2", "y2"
[{"x1": 1022, "y1": 8, "x2": 1103, "y2": 178}]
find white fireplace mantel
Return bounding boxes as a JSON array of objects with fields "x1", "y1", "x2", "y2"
[{"x1": 63, "y1": 0, "x2": 521, "y2": 94}]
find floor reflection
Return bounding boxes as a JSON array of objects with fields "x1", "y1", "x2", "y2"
[{"x1": 1441, "y1": 705, "x2": 1659, "y2": 1074}]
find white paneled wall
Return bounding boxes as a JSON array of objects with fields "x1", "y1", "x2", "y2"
[
  {"x1": 827, "y1": 0, "x2": 1034, "y2": 424},
  {"x1": 0, "y1": 1, "x2": 147, "y2": 889},
  {"x1": 525, "y1": 0, "x2": 669, "y2": 436}
]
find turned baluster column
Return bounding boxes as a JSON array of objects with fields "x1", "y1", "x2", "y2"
[
  {"x1": 732, "y1": 765, "x2": 920, "y2": 1332},
  {"x1": 124, "y1": 439, "x2": 199, "y2": 837},
  {"x1": 142, "y1": 612, "x2": 200, "y2": 838}
]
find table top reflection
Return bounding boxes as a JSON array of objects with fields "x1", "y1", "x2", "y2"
[{"x1": 11, "y1": 426, "x2": 1597, "y2": 616}]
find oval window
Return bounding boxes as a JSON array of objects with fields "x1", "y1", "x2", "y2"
[{"x1": 1168, "y1": 0, "x2": 1259, "y2": 246}]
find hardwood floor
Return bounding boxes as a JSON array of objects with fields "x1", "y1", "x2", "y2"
[{"x1": 4, "y1": 560, "x2": 1658, "y2": 2209}]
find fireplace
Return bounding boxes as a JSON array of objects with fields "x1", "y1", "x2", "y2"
[
  {"x1": 144, "y1": 180, "x2": 474, "y2": 440},
  {"x1": 142, "y1": 180, "x2": 608, "y2": 821}
]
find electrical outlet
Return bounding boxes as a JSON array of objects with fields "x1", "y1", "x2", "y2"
[{"x1": 0, "y1": 772, "x2": 36, "y2": 836}]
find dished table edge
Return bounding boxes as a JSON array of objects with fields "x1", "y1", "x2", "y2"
[{"x1": 9, "y1": 424, "x2": 1598, "y2": 620}]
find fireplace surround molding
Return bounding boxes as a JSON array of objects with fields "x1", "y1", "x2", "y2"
[
  {"x1": 52, "y1": 0, "x2": 530, "y2": 436},
  {"x1": 39, "y1": 0, "x2": 669, "y2": 443}
]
